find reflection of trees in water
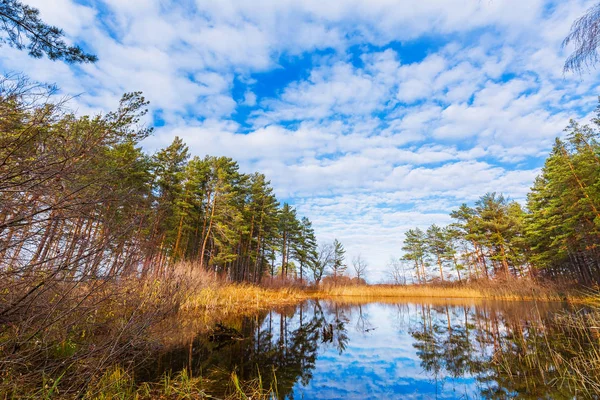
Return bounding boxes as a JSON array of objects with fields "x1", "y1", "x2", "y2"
[
  {"x1": 148, "y1": 300, "x2": 349, "y2": 399},
  {"x1": 407, "y1": 302, "x2": 589, "y2": 399},
  {"x1": 321, "y1": 301, "x2": 350, "y2": 354},
  {"x1": 354, "y1": 304, "x2": 374, "y2": 334},
  {"x1": 410, "y1": 304, "x2": 446, "y2": 396},
  {"x1": 391, "y1": 302, "x2": 413, "y2": 333},
  {"x1": 146, "y1": 301, "x2": 592, "y2": 399}
]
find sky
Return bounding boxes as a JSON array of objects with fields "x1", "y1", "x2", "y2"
[{"x1": 2, "y1": 0, "x2": 600, "y2": 281}]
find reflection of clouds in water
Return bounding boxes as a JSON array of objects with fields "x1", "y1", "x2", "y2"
[
  {"x1": 297, "y1": 373, "x2": 477, "y2": 400},
  {"x1": 290, "y1": 302, "x2": 481, "y2": 399},
  {"x1": 153, "y1": 299, "x2": 574, "y2": 399}
]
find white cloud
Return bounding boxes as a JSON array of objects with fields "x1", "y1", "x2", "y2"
[
  {"x1": 242, "y1": 90, "x2": 257, "y2": 106},
  {"x1": 4, "y1": 0, "x2": 600, "y2": 281}
]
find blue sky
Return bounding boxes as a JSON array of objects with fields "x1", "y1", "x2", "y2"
[{"x1": 3, "y1": 0, "x2": 600, "y2": 280}]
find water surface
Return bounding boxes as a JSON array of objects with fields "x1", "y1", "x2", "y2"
[{"x1": 143, "y1": 299, "x2": 588, "y2": 399}]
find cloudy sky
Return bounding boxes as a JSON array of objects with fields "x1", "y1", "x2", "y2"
[{"x1": 3, "y1": 0, "x2": 600, "y2": 280}]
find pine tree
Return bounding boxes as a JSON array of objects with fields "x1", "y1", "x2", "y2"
[
  {"x1": 449, "y1": 204, "x2": 488, "y2": 279},
  {"x1": 0, "y1": 0, "x2": 97, "y2": 63},
  {"x1": 246, "y1": 173, "x2": 280, "y2": 283},
  {"x1": 425, "y1": 225, "x2": 448, "y2": 282},
  {"x1": 331, "y1": 239, "x2": 346, "y2": 279},
  {"x1": 291, "y1": 216, "x2": 317, "y2": 283},
  {"x1": 402, "y1": 228, "x2": 427, "y2": 283},
  {"x1": 443, "y1": 226, "x2": 464, "y2": 282},
  {"x1": 526, "y1": 124, "x2": 600, "y2": 283},
  {"x1": 475, "y1": 193, "x2": 512, "y2": 278},
  {"x1": 278, "y1": 203, "x2": 300, "y2": 279},
  {"x1": 151, "y1": 136, "x2": 189, "y2": 271}
]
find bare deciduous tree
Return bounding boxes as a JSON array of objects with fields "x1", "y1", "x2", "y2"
[
  {"x1": 352, "y1": 254, "x2": 368, "y2": 281},
  {"x1": 387, "y1": 256, "x2": 408, "y2": 285},
  {"x1": 309, "y1": 243, "x2": 333, "y2": 284},
  {"x1": 564, "y1": 3, "x2": 600, "y2": 73}
]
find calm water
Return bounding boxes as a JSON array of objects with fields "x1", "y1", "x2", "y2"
[{"x1": 142, "y1": 299, "x2": 591, "y2": 399}]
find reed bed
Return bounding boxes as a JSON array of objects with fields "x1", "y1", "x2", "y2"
[
  {"x1": 164, "y1": 262, "x2": 310, "y2": 316},
  {"x1": 550, "y1": 308, "x2": 600, "y2": 394},
  {"x1": 318, "y1": 280, "x2": 577, "y2": 302},
  {"x1": 181, "y1": 283, "x2": 309, "y2": 315}
]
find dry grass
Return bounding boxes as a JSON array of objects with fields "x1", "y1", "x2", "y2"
[
  {"x1": 176, "y1": 268, "x2": 588, "y2": 320},
  {"x1": 321, "y1": 284, "x2": 483, "y2": 298},
  {"x1": 181, "y1": 284, "x2": 309, "y2": 315},
  {"x1": 165, "y1": 263, "x2": 590, "y2": 311},
  {"x1": 317, "y1": 279, "x2": 582, "y2": 302},
  {"x1": 551, "y1": 309, "x2": 600, "y2": 394},
  {"x1": 169, "y1": 263, "x2": 310, "y2": 316}
]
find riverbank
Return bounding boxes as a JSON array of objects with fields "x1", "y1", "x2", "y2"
[
  {"x1": 316, "y1": 280, "x2": 591, "y2": 303},
  {"x1": 178, "y1": 279, "x2": 590, "y2": 315},
  {"x1": 160, "y1": 278, "x2": 590, "y2": 349},
  {"x1": 94, "y1": 280, "x2": 600, "y2": 399},
  {"x1": 2, "y1": 274, "x2": 596, "y2": 399}
]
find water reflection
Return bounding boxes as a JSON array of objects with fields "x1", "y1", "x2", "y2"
[{"x1": 145, "y1": 300, "x2": 592, "y2": 399}]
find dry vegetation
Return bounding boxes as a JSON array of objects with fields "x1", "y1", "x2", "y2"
[
  {"x1": 0, "y1": 263, "x2": 292, "y2": 398},
  {"x1": 1, "y1": 259, "x2": 598, "y2": 398},
  {"x1": 83, "y1": 366, "x2": 276, "y2": 400},
  {"x1": 180, "y1": 281, "x2": 308, "y2": 315},
  {"x1": 318, "y1": 279, "x2": 585, "y2": 302}
]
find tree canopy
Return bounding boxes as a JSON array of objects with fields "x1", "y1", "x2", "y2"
[
  {"x1": 399, "y1": 102, "x2": 600, "y2": 285},
  {"x1": 0, "y1": 75, "x2": 322, "y2": 288}
]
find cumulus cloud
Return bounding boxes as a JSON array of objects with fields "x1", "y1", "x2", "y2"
[{"x1": 4, "y1": 0, "x2": 600, "y2": 280}]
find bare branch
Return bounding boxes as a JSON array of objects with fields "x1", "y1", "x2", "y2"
[{"x1": 564, "y1": 3, "x2": 600, "y2": 73}]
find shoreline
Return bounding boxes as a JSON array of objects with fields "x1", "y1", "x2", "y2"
[
  {"x1": 180, "y1": 281, "x2": 596, "y2": 317},
  {"x1": 3, "y1": 278, "x2": 597, "y2": 398}
]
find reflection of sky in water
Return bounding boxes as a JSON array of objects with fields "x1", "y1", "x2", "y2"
[
  {"x1": 152, "y1": 299, "x2": 573, "y2": 399},
  {"x1": 289, "y1": 303, "x2": 484, "y2": 399}
]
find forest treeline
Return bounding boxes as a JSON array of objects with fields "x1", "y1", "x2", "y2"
[
  {"x1": 402, "y1": 109, "x2": 600, "y2": 285},
  {"x1": 0, "y1": 75, "x2": 344, "y2": 294}
]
